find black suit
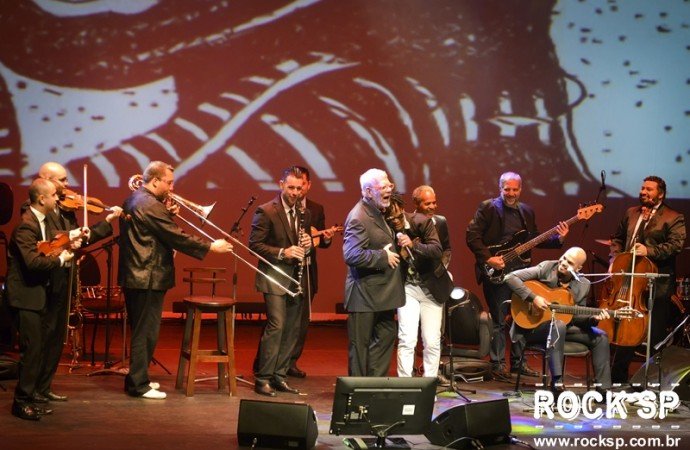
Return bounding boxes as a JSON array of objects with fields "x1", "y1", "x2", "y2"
[
  {"x1": 609, "y1": 202, "x2": 686, "y2": 382},
  {"x1": 118, "y1": 187, "x2": 209, "y2": 396},
  {"x1": 6, "y1": 208, "x2": 63, "y2": 406},
  {"x1": 343, "y1": 198, "x2": 404, "y2": 376},
  {"x1": 432, "y1": 214, "x2": 451, "y2": 269},
  {"x1": 37, "y1": 207, "x2": 111, "y2": 395},
  {"x1": 466, "y1": 197, "x2": 561, "y2": 369},
  {"x1": 249, "y1": 195, "x2": 311, "y2": 383},
  {"x1": 289, "y1": 198, "x2": 331, "y2": 369}
]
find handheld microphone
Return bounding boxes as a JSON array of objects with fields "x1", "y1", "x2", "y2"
[
  {"x1": 600, "y1": 170, "x2": 606, "y2": 190},
  {"x1": 568, "y1": 267, "x2": 581, "y2": 282},
  {"x1": 396, "y1": 232, "x2": 415, "y2": 261}
]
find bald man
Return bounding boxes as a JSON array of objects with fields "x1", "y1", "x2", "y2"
[
  {"x1": 32, "y1": 162, "x2": 121, "y2": 402},
  {"x1": 505, "y1": 247, "x2": 612, "y2": 396}
]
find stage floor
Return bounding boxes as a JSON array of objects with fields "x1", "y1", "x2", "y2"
[{"x1": 0, "y1": 319, "x2": 687, "y2": 450}]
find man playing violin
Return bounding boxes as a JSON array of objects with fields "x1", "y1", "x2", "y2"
[
  {"x1": 609, "y1": 176, "x2": 686, "y2": 383},
  {"x1": 118, "y1": 161, "x2": 233, "y2": 399},
  {"x1": 6, "y1": 179, "x2": 78, "y2": 420},
  {"x1": 505, "y1": 247, "x2": 613, "y2": 397},
  {"x1": 286, "y1": 166, "x2": 335, "y2": 379},
  {"x1": 29, "y1": 161, "x2": 123, "y2": 404}
]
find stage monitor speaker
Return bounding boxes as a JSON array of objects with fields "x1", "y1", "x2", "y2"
[
  {"x1": 630, "y1": 345, "x2": 690, "y2": 401},
  {"x1": 237, "y1": 399, "x2": 318, "y2": 450},
  {"x1": 425, "y1": 398, "x2": 511, "y2": 449}
]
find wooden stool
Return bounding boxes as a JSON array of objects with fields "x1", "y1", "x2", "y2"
[{"x1": 175, "y1": 295, "x2": 238, "y2": 396}]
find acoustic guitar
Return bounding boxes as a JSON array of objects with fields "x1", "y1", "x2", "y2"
[
  {"x1": 483, "y1": 203, "x2": 603, "y2": 284},
  {"x1": 511, "y1": 280, "x2": 641, "y2": 330}
]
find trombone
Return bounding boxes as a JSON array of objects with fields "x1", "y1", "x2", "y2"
[{"x1": 128, "y1": 175, "x2": 300, "y2": 297}]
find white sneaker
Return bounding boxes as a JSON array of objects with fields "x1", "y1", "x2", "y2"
[
  {"x1": 149, "y1": 382, "x2": 160, "y2": 390},
  {"x1": 141, "y1": 389, "x2": 166, "y2": 400}
]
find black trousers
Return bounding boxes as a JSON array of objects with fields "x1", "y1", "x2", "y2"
[
  {"x1": 255, "y1": 293, "x2": 303, "y2": 383},
  {"x1": 36, "y1": 286, "x2": 69, "y2": 395},
  {"x1": 483, "y1": 280, "x2": 524, "y2": 369},
  {"x1": 347, "y1": 309, "x2": 397, "y2": 377},
  {"x1": 124, "y1": 288, "x2": 165, "y2": 396},
  {"x1": 13, "y1": 307, "x2": 47, "y2": 403}
]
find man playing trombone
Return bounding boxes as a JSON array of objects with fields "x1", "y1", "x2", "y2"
[
  {"x1": 118, "y1": 161, "x2": 233, "y2": 399},
  {"x1": 249, "y1": 166, "x2": 312, "y2": 397}
]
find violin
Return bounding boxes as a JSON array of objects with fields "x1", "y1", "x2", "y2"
[
  {"x1": 37, "y1": 233, "x2": 72, "y2": 257},
  {"x1": 58, "y1": 189, "x2": 110, "y2": 214}
]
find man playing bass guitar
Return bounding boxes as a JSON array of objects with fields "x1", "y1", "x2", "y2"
[
  {"x1": 505, "y1": 247, "x2": 613, "y2": 397},
  {"x1": 466, "y1": 171, "x2": 568, "y2": 381}
]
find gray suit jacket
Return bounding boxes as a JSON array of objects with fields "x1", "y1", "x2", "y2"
[
  {"x1": 343, "y1": 198, "x2": 404, "y2": 312},
  {"x1": 505, "y1": 260, "x2": 592, "y2": 341}
]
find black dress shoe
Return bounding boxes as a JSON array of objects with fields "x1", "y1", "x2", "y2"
[
  {"x1": 12, "y1": 402, "x2": 41, "y2": 421},
  {"x1": 254, "y1": 381, "x2": 277, "y2": 397},
  {"x1": 34, "y1": 405, "x2": 54, "y2": 415},
  {"x1": 43, "y1": 391, "x2": 68, "y2": 402},
  {"x1": 287, "y1": 367, "x2": 307, "y2": 378},
  {"x1": 30, "y1": 393, "x2": 49, "y2": 404},
  {"x1": 270, "y1": 380, "x2": 300, "y2": 394}
]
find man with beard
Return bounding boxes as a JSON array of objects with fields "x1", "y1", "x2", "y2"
[
  {"x1": 466, "y1": 172, "x2": 569, "y2": 381},
  {"x1": 343, "y1": 169, "x2": 404, "y2": 376},
  {"x1": 505, "y1": 247, "x2": 612, "y2": 397},
  {"x1": 249, "y1": 166, "x2": 313, "y2": 396},
  {"x1": 609, "y1": 176, "x2": 686, "y2": 383}
]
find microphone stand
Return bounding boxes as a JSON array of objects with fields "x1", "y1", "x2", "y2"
[
  {"x1": 580, "y1": 271, "x2": 669, "y2": 390},
  {"x1": 228, "y1": 196, "x2": 256, "y2": 387},
  {"x1": 438, "y1": 298, "x2": 474, "y2": 402}
]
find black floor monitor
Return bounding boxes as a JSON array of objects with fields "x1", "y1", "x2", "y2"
[{"x1": 329, "y1": 376, "x2": 437, "y2": 449}]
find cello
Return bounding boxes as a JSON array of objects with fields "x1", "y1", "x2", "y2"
[{"x1": 597, "y1": 247, "x2": 657, "y2": 347}]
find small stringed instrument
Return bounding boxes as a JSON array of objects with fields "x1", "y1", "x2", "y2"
[
  {"x1": 484, "y1": 203, "x2": 603, "y2": 284},
  {"x1": 311, "y1": 225, "x2": 343, "y2": 247},
  {"x1": 511, "y1": 280, "x2": 642, "y2": 330}
]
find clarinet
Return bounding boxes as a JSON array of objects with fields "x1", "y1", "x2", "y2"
[{"x1": 295, "y1": 202, "x2": 306, "y2": 295}]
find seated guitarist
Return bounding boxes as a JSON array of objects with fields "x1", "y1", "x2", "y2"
[
  {"x1": 466, "y1": 171, "x2": 568, "y2": 381},
  {"x1": 505, "y1": 247, "x2": 612, "y2": 396}
]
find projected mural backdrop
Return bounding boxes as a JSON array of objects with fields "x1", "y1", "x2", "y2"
[{"x1": 1, "y1": 0, "x2": 688, "y2": 310}]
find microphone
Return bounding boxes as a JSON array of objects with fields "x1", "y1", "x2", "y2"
[
  {"x1": 600, "y1": 170, "x2": 606, "y2": 190},
  {"x1": 396, "y1": 232, "x2": 415, "y2": 261},
  {"x1": 568, "y1": 267, "x2": 581, "y2": 282}
]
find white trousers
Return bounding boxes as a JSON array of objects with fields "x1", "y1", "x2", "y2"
[{"x1": 396, "y1": 283, "x2": 443, "y2": 378}]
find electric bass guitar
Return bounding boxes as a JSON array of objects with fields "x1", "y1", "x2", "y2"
[
  {"x1": 511, "y1": 280, "x2": 642, "y2": 329},
  {"x1": 483, "y1": 203, "x2": 603, "y2": 284}
]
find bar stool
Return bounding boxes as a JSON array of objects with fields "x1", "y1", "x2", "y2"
[{"x1": 175, "y1": 268, "x2": 237, "y2": 396}]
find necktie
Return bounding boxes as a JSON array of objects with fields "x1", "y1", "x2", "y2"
[
  {"x1": 289, "y1": 209, "x2": 297, "y2": 239},
  {"x1": 40, "y1": 218, "x2": 47, "y2": 241}
]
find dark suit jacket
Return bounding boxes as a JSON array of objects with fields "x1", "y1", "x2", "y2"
[
  {"x1": 117, "y1": 187, "x2": 210, "y2": 291},
  {"x1": 466, "y1": 197, "x2": 561, "y2": 283},
  {"x1": 610, "y1": 203, "x2": 686, "y2": 275},
  {"x1": 249, "y1": 195, "x2": 312, "y2": 296},
  {"x1": 6, "y1": 209, "x2": 63, "y2": 311},
  {"x1": 433, "y1": 214, "x2": 452, "y2": 268},
  {"x1": 404, "y1": 212, "x2": 454, "y2": 304},
  {"x1": 46, "y1": 208, "x2": 112, "y2": 295},
  {"x1": 304, "y1": 198, "x2": 331, "y2": 296},
  {"x1": 343, "y1": 198, "x2": 404, "y2": 312}
]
